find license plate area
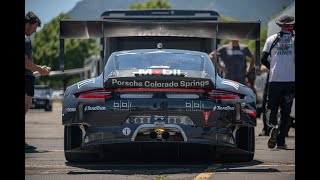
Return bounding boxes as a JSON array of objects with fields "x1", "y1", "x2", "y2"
[{"x1": 124, "y1": 115, "x2": 194, "y2": 125}]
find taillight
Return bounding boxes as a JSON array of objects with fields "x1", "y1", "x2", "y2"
[
  {"x1": 249, "y1": 111, "x2": 256, "y2": 118},
  {"x1": 207, "y1": 90, "x2": 240, "y2": 100},
  {"x1": 79, "y1": 89, "x2": 113, "y2": 99}
]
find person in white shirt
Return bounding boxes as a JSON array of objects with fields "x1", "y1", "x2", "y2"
[{"x1": 261, "y1": 15, "x2": 295, "y2": 150}]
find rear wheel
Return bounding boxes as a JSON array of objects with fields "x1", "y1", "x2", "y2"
[
  {"x1": 64, "y1": 125, "x2": 99, "y2": 162},
  {"x1": 64, "y1": 126, "x2": 84, "y2": 162},
  {"x1": 235, "y1": 126, "x2": 255, "y2": 161}
]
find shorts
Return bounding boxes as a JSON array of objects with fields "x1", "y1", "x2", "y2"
[{"x1": 25, "y1": 75, "x2": 35, "y2": 97}]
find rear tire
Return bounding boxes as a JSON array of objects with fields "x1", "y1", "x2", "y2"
[
  {"x1": 64, "y1": 126, "x2": 99, "y2": 162},
  {"x1": 64, "y1": 126, "x2": 83, "y2": 162},
  {"x1": 235, "y1": 126, "x2": 255, "y2": 161}
]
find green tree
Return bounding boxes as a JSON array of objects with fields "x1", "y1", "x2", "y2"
[
  {"x1": 219, "y1": 16, "x2": 240, "y2": 45},
  {"x1": 244, "y1": 27, "x2": 268, "y2": 59},
  {"x1": 32, "y1": 13, "x2": 98, "y2": 89},
  {"x1": 220, "y1": 15, "x2": 240, "y2": 22},
  {"x1": 129, "y1": 0, "x2": 172, "y2": 9}
]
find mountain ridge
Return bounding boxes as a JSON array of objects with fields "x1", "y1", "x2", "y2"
[{"x1": 67, "y1": 0, "x2": 295, "y2": 27}]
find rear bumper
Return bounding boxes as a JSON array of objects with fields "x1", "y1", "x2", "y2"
[
  {"x1": 65, "y1": 142, "x2": 253, "y2": 161},
  {"x1": 76, "y1": 124, "x2": 239, "y2": 148},
  {"x1": 65, "y1": 121, "x2": 254, "y2": 162}
]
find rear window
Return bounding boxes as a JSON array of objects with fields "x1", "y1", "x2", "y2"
[{"x1": 115, "y1": 52, "x2": 203, "y2": 71}]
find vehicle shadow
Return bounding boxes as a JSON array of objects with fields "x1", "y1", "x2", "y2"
[
  {"x1": 25, "y1": 149, "x2": 51, "y2": 153},
  {"x1": 65, "y1": 159, "x2": 279, "y2": 175}
]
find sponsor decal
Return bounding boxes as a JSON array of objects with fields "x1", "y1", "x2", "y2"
[
  {"x1": 113, "y1": 100, "x2": 132, "y2": 111},
  {"x1": 133, "y1": 69, "x2": 182, "y2": 76},
  {"x1": 111, "y1": 79, "x2": 209, "y2": 88},
  {"x1": 84, "y1": 106, "x2": 106, "y2": 111},
  {"x1": 203, "y1": 111, "x2": 211, "y2": 124},
  {"x1": 64, "y1": 107, "x2": 76, "y2": 113},
  {"x1": 221, "y1": 80, "x2": 240, "y2": 90},
  {"x1": 180, "y1": 81, "x2": 209, "y2": 88},
  {"x1": 213, "y1": 105, "x2": 235, "y2": 111},
  {"x1": 112, "y1": 79, "x2": 143, "y2": 87},
  {"x1": 122, "y1": 127, "x2": 131, "y2": 136},
  {"x1": 77, "y1": 78, "x2": 95, "y2": 89},
  {"x1": 154, "y1": 121, "x2": 165, "y2": 127},
  {"x1": 186, "y1": 101, "x2": 203, "y2": 111}
]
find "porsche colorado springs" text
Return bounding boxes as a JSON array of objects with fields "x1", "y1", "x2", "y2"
[{"x1": 111, "y1": 79, "x2": 210, "y2": 88}]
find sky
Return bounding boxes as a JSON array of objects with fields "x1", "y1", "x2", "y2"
[{"x1": 25, "y1": 0, "x2": 82, "y2": 30}]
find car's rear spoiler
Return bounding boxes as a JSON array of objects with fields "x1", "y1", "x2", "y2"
[
  {"x1": 60, "y1": 19, "x2": 261, "y2": 74},
  {"x1": 60, "y1": 20, "x2": 260, "y2": 39}
]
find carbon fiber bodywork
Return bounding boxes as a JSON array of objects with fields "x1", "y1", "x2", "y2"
[{"x1": 62, "y1": 49, "x2": 256, "y2": 162}]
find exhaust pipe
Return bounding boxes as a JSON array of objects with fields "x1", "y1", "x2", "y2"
[
  {"x1": 150, "y1": 131, "x2": 157, "y2": 139},
  {"x1": 149, "y1": 128, "x2": 170, "y2": 140},
  {"x1": 150, "y1": 129, "x2": 170, "y2": 140},
  {"x1": 162, "y1": 131, "x2": 170, "y2": 139}
]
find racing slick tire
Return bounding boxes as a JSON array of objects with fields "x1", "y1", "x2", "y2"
[
  {"x1": 233, "y1": 126, "x2": 255, "y2": 162},
  {"x1": 64, "y1": 126, "x2": 98, "y2": 162}
]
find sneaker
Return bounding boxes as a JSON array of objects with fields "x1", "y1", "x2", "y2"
[
  {"x1": 268, "y1": 127, "x2": 279, "y2": 149},
  {"x1": 25, "y1": 143, "x2": 37, "y2": 150},
  {"x1": 276, "y1": 144, "x2": 288, "y2": 149}
]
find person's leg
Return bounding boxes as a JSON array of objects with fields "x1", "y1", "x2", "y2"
[
  {"x1": 25, "y1": 76, "x2": 35, "y2": 114},
  {"x1": 277, "y1": 83, "x2": 294, "y2": 148},
  {"x1": 260, "y1": 74, "x2": 270, "y2": 135},
  {"x1": 25, "y1": 95, "x2": 32, "y2": 115},
  {"x1": 25, "y1": 76, "x2": 36, "y2": 150},
  {"x1": 266, "y1": 82, "x2": 281, "y2": 127},
  {"x1": 266, "y1": 82, "x2": 282, "y2": 148},
  {"x1": 277, "y1": 102, "x2": 292, "y2": 147}
]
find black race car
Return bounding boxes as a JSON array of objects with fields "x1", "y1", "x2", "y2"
[
  {"x1": 31, "y1": 85, "x2": 53, "y2": 111},
  {"x1": 60, "y1": 17, "x2": 260, "y2": 162},
  {"x1": 62, "y1": 48, "x2": 256, "y2": 162}
]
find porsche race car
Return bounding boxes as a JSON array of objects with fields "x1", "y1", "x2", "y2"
[
  {"x1": 62, "y1": 48, "x2": 256, "y2": 162},
  {"x1": 60, "y1": 15, "x2": 260, "y2": 162}
]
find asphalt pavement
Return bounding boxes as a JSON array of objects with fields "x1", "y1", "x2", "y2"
[{"x1": 25, "y1": 101, "x2": 295, "y2": 180}]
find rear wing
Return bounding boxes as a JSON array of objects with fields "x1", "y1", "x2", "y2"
[
  {"x1": 100, "y1": 9, "x2": 220, "y2": 20},
  {"x1": 60, "y1": 19, "x2": 261, "y2": 74}
]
